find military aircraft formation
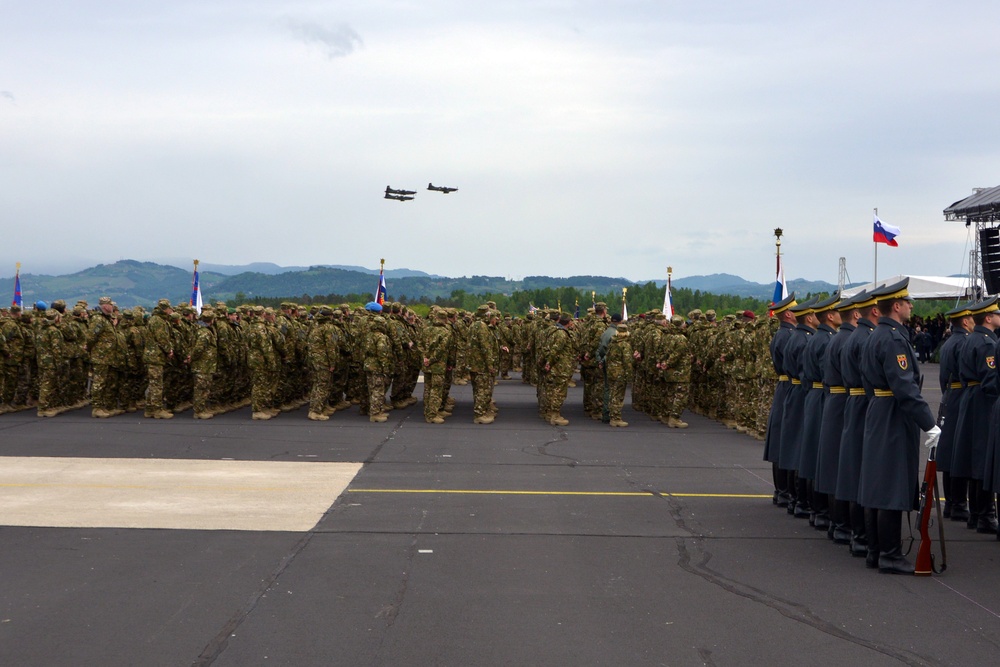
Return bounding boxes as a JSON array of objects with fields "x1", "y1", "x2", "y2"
[{"x1": 383, "y1": 183, "x2": 458, "y2": 201}]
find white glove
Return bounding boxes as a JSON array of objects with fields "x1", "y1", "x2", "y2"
[{"x1": 923, "y1": 425, "x2": 942, "y2": 449}]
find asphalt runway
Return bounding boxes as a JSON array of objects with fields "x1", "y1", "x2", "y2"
[{"x1": 2, "y1": 368, "x2": 999, "y2": 666}]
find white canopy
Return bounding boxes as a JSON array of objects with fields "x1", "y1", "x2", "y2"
[{"x1": 840, "y1": 275, "x2": 974, "y2": 300}]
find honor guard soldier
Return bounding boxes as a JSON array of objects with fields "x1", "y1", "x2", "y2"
[
  {"x1": 814, "y1": 291, "x2": 865, "y2": 544},
  {"x1": 798, "y1": 293, "x2": 841, "y2": 530},
  {"x1": 937, "y1": 301, "x2": 976, "y2": 521},
  {"x1": 949, "y1": 296, "x2": 1000, "y2": 533},
  {"x1": 857, "y1": 278, "x2": 940, "y2": 574},
  {"x1": 778, "y1": 296, "x2": 819, "y2": 517},
  {"x1": 763, "y1": 293, "x2": 797, "y2": 507}
]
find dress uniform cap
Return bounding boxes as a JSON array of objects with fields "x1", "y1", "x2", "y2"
[
  {"x1": 771, "y1": 292, "x2": 797, "y2": 314},
  {"x1": 969, "y1": 296, "x2": 1000, "y2": 316},
  {"x1": 789, "y1": 295, "x2": 818, "y2": 315},
  {"x1": 945, "y1": 300, "x2": 976, "y2": 319},
  {"x1": 812, "y1": 293, "x2": 841, "y2": 313},
  {"x1": 871, "y1": 277, "x2": 913, "y2": 301}
]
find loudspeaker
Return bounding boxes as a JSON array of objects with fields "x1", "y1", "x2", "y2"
[{"x1": 981, "y1": 227, "x2": 1000, "y2": 295}]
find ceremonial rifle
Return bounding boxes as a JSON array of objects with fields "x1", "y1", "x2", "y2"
[{"x1": 914, "y1": 443, "x2": 947, "y2": 576}]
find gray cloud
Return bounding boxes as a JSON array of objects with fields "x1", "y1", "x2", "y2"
[
  {"x1": 284, "y1": 19, "x2": 362, "y2": 60},
  {"x1": 1, "y1": 91, "x2": 14, "y2": 104}
]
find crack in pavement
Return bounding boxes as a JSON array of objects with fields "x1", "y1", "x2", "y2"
[{"x1": 659, "y1": 492, "x2": 941, "y2": 667}]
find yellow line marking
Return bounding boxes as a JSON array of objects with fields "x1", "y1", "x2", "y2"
[{"x1": 348, "y1": 488, "x2": 771, "y2": 498}]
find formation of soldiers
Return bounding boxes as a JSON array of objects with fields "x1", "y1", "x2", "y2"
[
  {"x1": 758, "y1": 279, "x2": 996, "y2": 576},
  {"x1": 2, "y1": 293, "x2": 789, "y2": 439}
]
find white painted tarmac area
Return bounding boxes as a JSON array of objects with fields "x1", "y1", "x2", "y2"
[{"x1": 0, "y1": 457, "x2": 361, "y2": 531}]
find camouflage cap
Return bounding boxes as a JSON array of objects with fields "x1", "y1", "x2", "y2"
[
  {"x1": 99, "y1": 296, "x2": 112, "y2": 305},
  {"x1": 688, "y1": 309, "x2": 702, "y2": 319},
  {"x1": 10, "y1": 303, "x2": 21, "y2": 313},
  {"x1": 616, "y1": 323, "x2": 629, "y2": 332},
  {"x1": 671, "y1": 314, "x2": 685, "y2": 326},
  {"x1": 200, "y1": 309, "x2": 215, "y2": 321},
  {"x1": 52, "y1": 299, "x2": 67, "y2": 310},
  {"x1": 169, "y1": 312, "x2": 182, "y2": 321},
  {"x1": 121, "y1": 309, "x2": 134, "y2": 319},
  {"x1": 157, "y1": 298, "x2": 172, "y2": 310},
  {"x1": 252, "y1": 305, "x2": 265, "y2": 314}
]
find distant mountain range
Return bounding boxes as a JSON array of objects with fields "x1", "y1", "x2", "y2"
[{"x1": 1, "y1": 261, "x2": 844, "y2": 309}]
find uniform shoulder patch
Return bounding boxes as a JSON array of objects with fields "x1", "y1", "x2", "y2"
[
  {"x1": 896, "y1": 354, "x2": 908, "y2": 370},
  {"x1": 988, "y1": 356, "x2": 996, "y2": 370}
]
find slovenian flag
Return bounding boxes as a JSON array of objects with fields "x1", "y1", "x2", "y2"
[
  {"x1": 12, "y1": 269, "x2": 22, "y2": 308},
  {"x1": 190, "y1": 267, "x2": 203, "y2": 315},
  {"x1": 772, "y1": 256, "x2": 788, "y2": 305},
  {"x1": 662, "y1": 279, "x2": 673, "y2": 318},
  {"x1": 622, "y1": 299, "x2": 629, "y2": 322},
  {"x1": 376, "y1": 271, "x2": 387, "y2": 306},
  {"x1": 874, "y1": 215, "x2": 900, "y2": 247}
]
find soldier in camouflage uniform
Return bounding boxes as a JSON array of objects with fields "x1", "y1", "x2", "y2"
[
  {"x1": 363, "y1": 305, "x2": 394, "y2": 422},
  {"x1": 189, "y1": 309, "x2": 219, "y2": 419},
  {"x1": 120, "y1": 308, "x2": 146, "y2": 412},
  {"x1": 17, "y1": 309, "x2": 37, "y2": 408},
  {"x1": 306, "y1": 307, "x2": 338, "y2": 421},
  {"x1": 657, "y1": 314, "x2": 692, "y2": 427},
  {"x1": 421, "y1": 308, "x2": 452, "y2": 423},
  {"x1": 498, "y1": 315, "x2": 514, "y2": 380},
  {"x1": 601, "y1": 322, "x2": 633, "y2": 427},
  {"x1": 36, "y1": 310, "x2": 66, "y2": 417},
  {"x1": 88, "y1": 296, "x2": 127, "y2": 417},
  {"x1": 328, "y1": 308, "x2": 353, "y2": 411},
  {"x1": 0, "y1": 306, "x2": 26, "y2": 413},
  {"x1": 143, "y1": 299, "x2": 175, "y2": 419},
  {"x1": 246, "y1": 306, "x2": 282, "y2": 420},
  {"x1": 579, "y1": 303, "x2": 610, "y2": 420},
  {"x1": 468, "y1": 305, "x2": 500, "y2": 423},
  {"x1": 521, "y1": 312, "x2": 536, "y2": 385},
  {"x1": 539, "y1": 313, "x2": 576, "y2": 426}
]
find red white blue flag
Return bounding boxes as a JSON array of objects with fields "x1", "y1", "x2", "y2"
[
  {"x1": 376, "y1": 270, "x2": 387, "y2": 306},
  {"x1": 12, "y1": 268, "x2": 22, "y2": 308},
  {"x1": 190, "y1": 263, "x2": 203, "y2": 315},
  {"x1": 874, "y1": 215, "x2": 900, "y2": 247},
  {"x1": 772, "y1": 256, "x2": 788, "y2": 305}
]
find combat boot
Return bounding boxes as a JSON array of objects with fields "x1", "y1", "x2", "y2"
[
  {"x1": 610, "y1": 419, "x2": 629, "y2": 427},
  {"x1": 404, "y1": 396, "x2": 419, "y2": 407},
  {"x1": 335, "y1": 400, "x2": 352, "y2": 411},
  {"x1": 322, "y1": 405, "x2": 336, "y2": 416},
  {"x1": 369, "y1": 412, "x2": 388, "y2": 423},
  {"x1": 673, "y1": 418, "x2": 689, "y2": 428},
  {"x1": 473, "y1": 414, "x2": 495, "y2": 424},
  {"x1": 307, "y1": 411, "x2": 329, "y2": 421},
  {"x1": 425, "y1": 415, "x2": 445, "y2": 424},
  {"x1": 194, "y1": 411, "x2": 214, "y2": 419},
  {"x1": 37, "y1": 408, "x2": 59, "y2": 418},
  {"x1": 91, "y1": 408, "x2": 113, "y2": 418},
  {"x1": 549, "y1": 414, "x2": 569, "y2": 426},
  {"x1": 152, "y1": 409, "x2": 174, "y2": 419},
  {"x1": 252, "y1": 411, "x2": 272, "y2": 420}
]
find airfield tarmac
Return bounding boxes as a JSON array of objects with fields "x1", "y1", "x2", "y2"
[{"x1": 1, "y1": 369, "x2": 999, "y2": 666}]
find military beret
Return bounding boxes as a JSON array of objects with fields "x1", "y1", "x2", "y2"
[
  {"x1": 365, "y1": 301, "x2": 382, "y2": 312},
  {"x1": 611, "y1": 313, "x2": 622, "y2": 323},
  {"x1": 741, "y1": 310, "x2": 756, "y2": 320}
]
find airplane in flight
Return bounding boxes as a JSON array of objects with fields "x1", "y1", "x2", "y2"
[
  {"x1": 386, "y1": 186, "x2": 417, "y2": 196},
  {"x1": 427, "y1": 183, "x2": 458, "y2": 193},
  {"x1": 384, "y1": 193, "x2": 414, "y2": 201}
]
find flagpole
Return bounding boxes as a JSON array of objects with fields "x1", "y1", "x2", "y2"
[
  {"x1": 622, "y1": 287, "x2": 628, "y2": 321},
  {"x1": 873, "y1": 207, "x2": 878, "y2": 285}
]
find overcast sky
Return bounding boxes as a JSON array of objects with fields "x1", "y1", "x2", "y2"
[{"x1": 2, "y1": 1, "x2": 997, "y2": 285}]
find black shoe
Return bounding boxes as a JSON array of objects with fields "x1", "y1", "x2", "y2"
[
  {"x1": 865, "y1": 550, "x2": 879, "y2": 569},
  {"x1": 833, "y1": 527, "x2": 852, "y2": 545},
  {"x1": 977, "y1": 515, "x2": 999, "y2": 534},
  {"x1": 813, "y1": 514, "x2": 831, "y2": 531},
  {"x1": 776, "y1": 492, "x2": 790, "y2": 508},
  {"x1": 943, "y1": 501, "x2": 953, "y2": 519},
  {"x1": 850, "y1": 537, "x2": 868, "y2": 557},
  {"x1": 950, "y1": 504, "x2": 970, "y2": 522},
  {"x1": 787, "y1": 500, "x2": 797, "y2": 515},
  {"x1": 967, "y1": 513, "x2": 979, "y2": 530},
  {"x1": 793, "y1": 504, "x2": 812, "y2": 519},
  {"x1": 878, "y1": 553, "x2": 915, "y2": 575}
]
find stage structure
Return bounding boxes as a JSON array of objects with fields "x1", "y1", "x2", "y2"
[{"x1": 944, "y1": 184, "x2": 1000, "y2": 295}]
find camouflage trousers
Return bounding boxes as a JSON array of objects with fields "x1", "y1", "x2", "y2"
[
  {"x1": 470, "y1": 371, "x2": 495, "y2": 417},
  {"x1": 38, "y1": 363, "x2": 64, "y2": 411},
  {"x1": 423, "y1": 371, "x2": 445, "y2": 420},
  {"x1": 499, "y1": 349, "x2": 512, "y2": 377},
  {"x1": 666, "y1": 381, "x2": 690, "y2": 419},
  {"x1": 605, "y1": 375, "x2": 628, "y2": 421},
  {"x1": 309, "y1": 367, "x2": 332, "y2": 414},
  {"x1": 367, "y1": 372, "x2": 387, "y2": 416},
  {"x1": 581, "y1": 363, "x2": 602, "y2": 416},
  {"x1": 250, "y1": 366, "x2": 277, "y2": 413},
  {"x1": 91, "y1": 363, "x2": 121, "y2": 411},
  {"x1": 521, "y1": 350, "x2": 534, "y2": 384},
  {"x1": 193, "y1": 372, "x2": 214, "y2": 414},
  {"x1": 145, "y1": 364, "x2": 167, "y2": 413},
  {"x1": 542, "y1": 372, "x2": 571, "y2": 417},
  {"x1": 0, "y1": 363, "x2": 18, "y2": 405}
]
